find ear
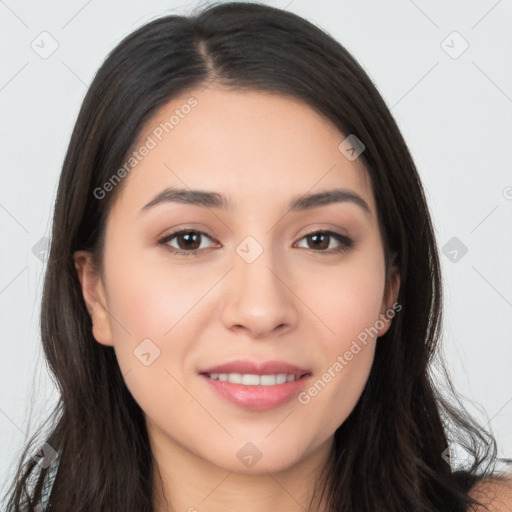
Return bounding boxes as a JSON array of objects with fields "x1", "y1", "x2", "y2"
[
  {"x1": 73, "y1": 250, "x2": 114, "y2": 346},
  {"x1": 376, "y1": 264, "x2": 401, "y2": 337}
]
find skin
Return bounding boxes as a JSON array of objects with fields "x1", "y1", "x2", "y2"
[
  {"x1": 470, "y1": 476, "x2": 512, "y2": 511},
  {"x1": 75, "y1": 85, "x2": 401, "y2": 512}
]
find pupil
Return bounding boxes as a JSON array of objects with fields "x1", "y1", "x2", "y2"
[
  {"x1": 180, "y1": 232, "x2": 200, "y2": 250},
  {"x1": 310, "y1": 233, "x2": 328, "y2": 250}
]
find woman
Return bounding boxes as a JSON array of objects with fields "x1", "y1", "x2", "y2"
[{"x1": 2, "y1": 2, "x2": 511, "y2": 511}]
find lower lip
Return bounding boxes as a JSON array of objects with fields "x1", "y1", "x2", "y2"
[{"x1": 200, "y1": 374, "x2": 312, "y2": 411}]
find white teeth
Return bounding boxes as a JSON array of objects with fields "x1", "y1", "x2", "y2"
[
  {"x1": 206, "y1": 373, "x2": 300, "y2": 385},
  {"x1": 275, "y1": 374, "x2": 288, "y2": 384},
  {"x1": 242, "y1": 374, "x2": 260, "y2": 385},
  {"x1": 260, "y1": 374, "x2": 277, "y2": 386},
  {"x1": 228, "y1": 373, "x2": 242, "y2": 384}
]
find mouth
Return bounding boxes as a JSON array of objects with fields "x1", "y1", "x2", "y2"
[{"x1": 200, "y1": 372, "x2": 312, "y2": 413}]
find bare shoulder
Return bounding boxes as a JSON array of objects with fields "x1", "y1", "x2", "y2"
[{"x1": 468, "y1": 473, "x2": 512, "y2": 511}]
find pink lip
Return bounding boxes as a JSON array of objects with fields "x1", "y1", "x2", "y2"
[
  {"x1": 201, "y1": 374, "x2": 312, "y2": 411},
  {"x1": 198, "y1": 359, "x2": 311, "y2": 376},
  {"x1": 198, "y1": 359, "x2": 312, "y2": 411}
]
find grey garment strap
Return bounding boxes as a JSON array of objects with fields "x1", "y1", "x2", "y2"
[
  {"x1": 39, "y1": 452, "x2": 60, "y2": 512},
  {"x1": 2, "y1": 453, "x2": 61, "y2": 512}
]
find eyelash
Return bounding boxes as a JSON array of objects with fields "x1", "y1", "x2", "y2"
[{"x1": 157, "y1": 229, "x2": 353, "y2": 256}]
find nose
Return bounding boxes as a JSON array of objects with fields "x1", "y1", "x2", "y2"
[{"x1": 220, "y1": 243, "x2": 298, "y2": 339}]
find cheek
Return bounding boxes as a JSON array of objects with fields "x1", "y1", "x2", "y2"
[
  {"x1": 304, "y1": 246, "x2": 386, "y2": 343},
  {"x1": 104, "y1": 246, "x2": 213, "y2": 341},
  {"x1": 297, "y1": 301, "x2": 378, "y2": 445},
  {"x1": 299, "y1": 343, "x2": 375, "y2": 447},
  {"x1": 100, "y1": 245, "x2": 188, "y2": 376},
  {"x1": 102, "y1": 253, "x2": 209, "y2": 424},
  {"x1": 295, "y1": 250, "x2": 385, "y2": 436}
]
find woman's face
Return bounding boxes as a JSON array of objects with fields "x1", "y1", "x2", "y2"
[{"x1": 75, "y1": 85, "x2": 399, "y2": 474}]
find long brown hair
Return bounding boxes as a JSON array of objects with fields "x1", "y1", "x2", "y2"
[{"x1": 2, "y1": 2, "x2": 502, "y2": 510}]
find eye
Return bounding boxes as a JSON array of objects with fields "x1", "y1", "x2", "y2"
[
  {"x1": 157, "y1": 229, "x2": 218, "y2": 256},
  {"x1": 157, "y1": 228, "x2": 353, "y2": 257},
  {"x1": 294, "y1": 230, "x2": 353, "y2": 254}
]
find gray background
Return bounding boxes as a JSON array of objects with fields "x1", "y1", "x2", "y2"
[{"x1": 1, "y1": 0, "x2": 511, "y2": 492}]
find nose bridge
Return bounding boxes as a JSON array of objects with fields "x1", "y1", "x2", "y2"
[{"x1": 221, "y1": 233, "x2": 297, "y2": 336}]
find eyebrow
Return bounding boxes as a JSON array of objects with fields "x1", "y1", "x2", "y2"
[{"x1": 141, "y1": 186, "x2": 371, "y2": 216}]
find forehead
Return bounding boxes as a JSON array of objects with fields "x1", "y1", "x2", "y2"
[{"x1": 111, "y1": 85, "x2": 373, "y2": 217}]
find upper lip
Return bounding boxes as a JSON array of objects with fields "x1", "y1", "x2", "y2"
[{"x1": 199, "y1": 359, "x2": 311, "y2": 376}]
